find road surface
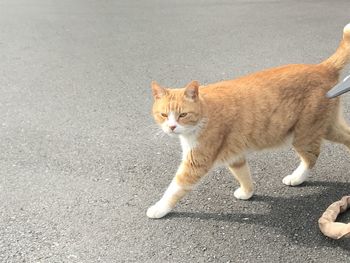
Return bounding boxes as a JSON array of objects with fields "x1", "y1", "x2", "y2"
[{"x1": 0, "y1": 0, "x2": 350, "y2": 262}]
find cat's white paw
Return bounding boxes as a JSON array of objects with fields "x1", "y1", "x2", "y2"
[
  {"x1": 234, "y1": 187, "x2": 254, "y2": 200},
  {"x1": 283, "y1": 162, "x2": 310, "y2": 186},
  {"x1": 282, "y1": 172, "x2": 309, "y2": 186},
  {"x1": 146, "y1": 202, "x2": 172, "y2": 219}
]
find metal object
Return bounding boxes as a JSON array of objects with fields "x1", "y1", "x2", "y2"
[{"x1": 326, "y1": 75, "x2": 350, "y2": 98}]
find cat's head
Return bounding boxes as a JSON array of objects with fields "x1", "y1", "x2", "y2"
[{"x1": 151, "y1": 80, "x2": 203, "y2": 136}]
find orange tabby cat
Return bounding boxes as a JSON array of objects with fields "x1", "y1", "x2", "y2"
[{"x1": 147, "y1": 24, "x2": 350, "y2": 219}]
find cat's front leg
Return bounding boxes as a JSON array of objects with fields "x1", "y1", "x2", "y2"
[
  {"x1": 146, "y1": 177, "x2": 189, "y2": 219},
  {"x1": 147, "y1": 158, "x2": 211, "y2": 219}
]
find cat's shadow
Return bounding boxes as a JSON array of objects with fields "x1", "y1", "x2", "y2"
[{"x1": 167, "y1": 180, "x2": 350, "y2": 251}]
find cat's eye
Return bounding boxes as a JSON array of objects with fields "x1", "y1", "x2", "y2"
[
  {"x1": 161, "y1": 113, "x2": 168, "y2": 118},
  {"x1": 179, "y1": 113, "x2": 188, "y2": 118}
]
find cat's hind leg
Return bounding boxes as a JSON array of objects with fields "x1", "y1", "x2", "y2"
[
  {"x1": 325, "y1": 117, "x2": 350, "y2": 149},
  {"x1": 228, "y1": 158, "x2": 254, "y2": 200},
  {"x1": 282, "y1": 140, "x2": 321, "y2": 186}
]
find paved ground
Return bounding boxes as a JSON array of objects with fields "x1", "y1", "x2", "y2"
[{"x1": 1, "y1": 0, "x2": 350, "y2": 262}]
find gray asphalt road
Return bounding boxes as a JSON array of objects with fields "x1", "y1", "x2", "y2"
[{"x1": 1, "y1": 0, "x2": 350, "y2": 262}]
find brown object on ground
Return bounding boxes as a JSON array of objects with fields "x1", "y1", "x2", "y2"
[{"x1": 318, "y1": 196, "x2": 350, "y2": 239}]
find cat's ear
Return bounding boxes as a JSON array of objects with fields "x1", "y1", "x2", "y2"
[
  {"x1": 184, "y1": 80, "x2": 200, "y2": 101},
  {"x1": 151, "y1": 81, "x2": 167, "y2": 99}
]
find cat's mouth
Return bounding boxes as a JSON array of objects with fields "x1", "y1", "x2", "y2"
[
  {"x1": 161, "y1": 126, "x2": 183, "y2": 136},
  {"x1": 165, "y1": 129, "x2": 180, "y2": 136}
]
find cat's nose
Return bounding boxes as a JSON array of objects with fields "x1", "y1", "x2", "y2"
[{"x1": 169, "y1": 125, "x2": 177, "y2": 131}]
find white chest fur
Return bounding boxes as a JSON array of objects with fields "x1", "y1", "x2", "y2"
[{"x1": 179, "y1": 134, "x2": 197, "y2": 160}]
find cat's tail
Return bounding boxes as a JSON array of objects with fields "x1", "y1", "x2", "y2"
[{"x1": 321, "y1": 23, "x2": 350, "y2": 72}]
